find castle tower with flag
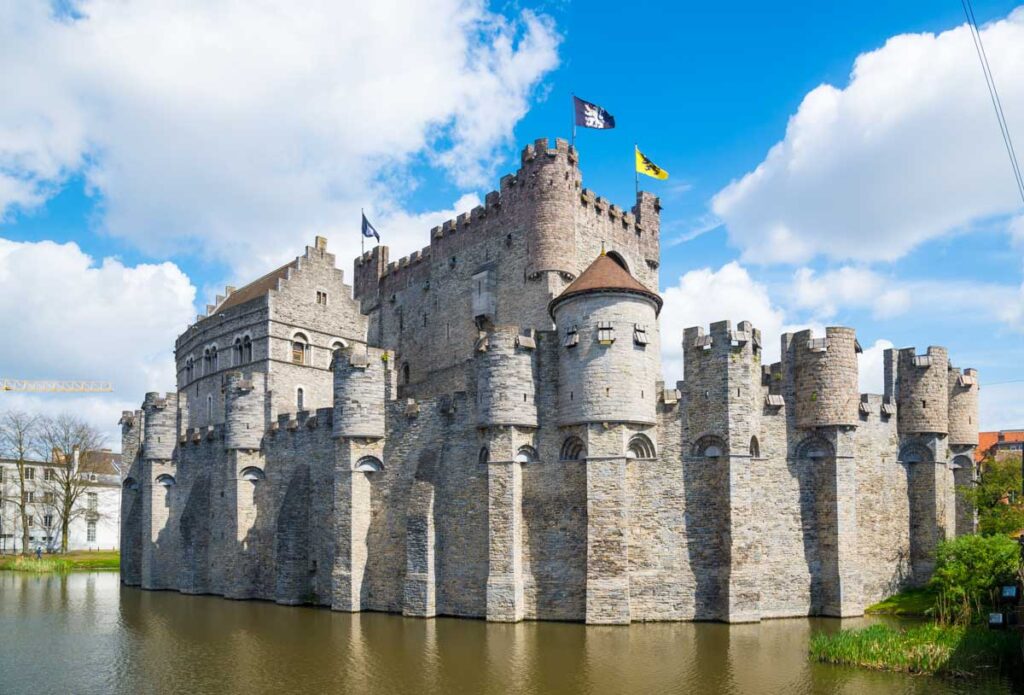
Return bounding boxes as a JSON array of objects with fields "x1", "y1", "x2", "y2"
[{"x1": 119, "y1": 137, "x2": 978, "y2": 624}]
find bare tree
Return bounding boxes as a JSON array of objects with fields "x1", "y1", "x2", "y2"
[
  {"x1": 38, "y1": 414, "x2": 106, "y2": 553},
  {"x1": 0, "y1": 411, "x2": 42, "y2": 554}
]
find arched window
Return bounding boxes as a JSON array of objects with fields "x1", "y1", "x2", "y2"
[
  {"x1": 207, "y1": 395, "x2": 213, "y2": 422},
  {"x1": 626, "y1": 434, "x2": 656, "y2": 460},
  {"x1": 292, "y1": 333, "x2": 308, "y2": 365},
  {"x1": 898, "y1": 442, "x2": 933, "y2": 464},
  {"x1": 402, "y1": 362, "x2": 411, "y2": 385},
  {"x1": 354, "y1": 456, "x2": 383, "y2": 472},
  {"x1": 155, "y1": 474, "x2": 176, "y2": 487},
  {"x1": 239, "y1": 466, "x2": 265, "y2": 483},
  {"x1": 514, "y1": 445, "x2": 538, "y2": 464},
  {"x1": 296, "y1": 387, "x2": 304, "y2": 411},
  {"x1": 243, "y1": 336, "x2": 253, "y2": 363},
  {"x1": 795, "y1": 437, "x2": 834, "y2": 461},
  {"x1": 185, "y1": 357, "x2": 194, "y2": 382},
  {"x1": 234, "y1": 337, "x2": 243, "y2": 365},
  {"x1": 749, "y1": 436, "x2": 761, "y2": 459},
  {"x1": 331, "y1": 339, "x2": 347, "y2": 352},
  {"x1": 122, "y1": 477, "x2": 139, "y2": 492},
  {"x1": 478, "y1": 447, "x2": 490, "y2": 465},
  {"x1": 607, "y1": 251, "x2": 629, "y2": 272},
  {"x1": 203, "y1": 348, "x2": 211, "y2": 375},
  {"x1": 692, "y1": 435, "x2": 727, "y2": 459},
  {"x1": 560, "y1": 436, "x2": 586, "y2": 461},
  {"x1": 210, "y1": 345, "x2": 218, "y2": 371}
]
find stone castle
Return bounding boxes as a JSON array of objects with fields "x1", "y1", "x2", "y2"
[{"x1": 119, "y1": 137, "x2": 979, "y2": 624}]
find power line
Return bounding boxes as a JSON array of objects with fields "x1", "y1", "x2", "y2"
[{"x1": 961, "y1": 0, "x2": 1024, "y2": 205}]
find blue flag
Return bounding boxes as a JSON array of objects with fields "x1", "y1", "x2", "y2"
[{"x1": 361, "y1": 213, "x2": 380, "y2": 242}]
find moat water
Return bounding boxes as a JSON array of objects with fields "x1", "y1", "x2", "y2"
[{"x1": 0, "y1": 571, "x2": 1017, "y2": 694}]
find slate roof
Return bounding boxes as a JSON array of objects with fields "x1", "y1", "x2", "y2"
[{"x1": 214, "y1": 260, "x2": 296, "y2": 314}]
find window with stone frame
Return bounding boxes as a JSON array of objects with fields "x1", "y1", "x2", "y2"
[
  {"x1": 234, "y1": 338, "x2": 243, "y2": 365},
  {"x1": 563, "y1": 325, "x2": 579, "y2": 348},
  {"x1": 316, "y1": 290, "x2": 329, "y2": 306},
  {"x1": 296, "y1": 388, "x2": 304, "y2": 411},
  {"x1": 597, "y1": 321, "x2": 615, "y2": 345},
  {"x1": 243, "y1": 336, "x2": 253, "y2": 363},
  {"x1": 25, "y1": 467, "x2": 34, "y2": 480},
  {"x1": 43, "y1": 514, "x2": 53, "y2": 528},
  {"x1": 292, "y1": 333, "x2": 309, "y2": 365},
  {"x1": 633, "y1": 323, "x2": 649, "y2": 346},
  {"x1": 210, "y1": 345, "x2": 219, "y2": 371}
]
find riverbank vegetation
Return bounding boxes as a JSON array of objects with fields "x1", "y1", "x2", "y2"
[
  {"x1": 0, "y1": 550, "x2": 119, "y2": 573},
  {"x1": 810, "y1": 622, "x2": 1019, "y2": 676},
  {"x1": 813, "y1": 533, "x2": 1022, "y2": 677}
]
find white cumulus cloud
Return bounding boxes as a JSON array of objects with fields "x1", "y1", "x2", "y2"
[
  {"x1": 0, "y1": 238, "x2": 195, "y2": 442},
  {"x1": 0, "y1": 1, "x2": 560, "y2": 275},
  {"x1": 713, "y1": 9, "x2": 1024, "y2": 263}
]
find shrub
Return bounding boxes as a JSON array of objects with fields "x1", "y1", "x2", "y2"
[{"x1": 930, "y1": 534, "x2": 1020, "y2": 624}]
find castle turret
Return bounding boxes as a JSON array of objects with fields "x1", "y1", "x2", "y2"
[
  {"x1": 895, "y1": 347, "x2": 949, "y2": 436},
  {"x1": 474, "y1": 325, "x2": 537, "y2": 428},
  {"x1": 947, "y1": 367, "x2": 979, "y2": 446},
  {"x1": 550, "y1": 253, "x2": 662, "y2": 427},
  {"x1": 225, "y1": 371, "x2": 266, "y2": 450},
  {"x1": 791, "y1": 327, "x2": 860, "y2": 429},
  {"x1": 332, "y1": 346, "x2": 390, "y2": 439},
  {"x1": 521, "y1": 137, "x2": 580, "y2": 281},
  {"x1": 143, "y1": 392, "x2": 178, "y2": 460},
  {"x1": 118, "y1": 409, "x2": 144, "y2": 587}
]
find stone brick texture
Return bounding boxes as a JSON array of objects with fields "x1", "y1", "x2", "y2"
[{"x1": 121, "y1": 137, "x2": 978, "y2": 624}]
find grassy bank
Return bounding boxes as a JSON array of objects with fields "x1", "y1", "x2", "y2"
[
  {"x1": 865, "y1": 587, "x2": 937, "y2": 617},
  {"x1": 810, "y1": 623, "x2": 1019, "y2": 677},
  {"x1": 0, "y1": 550, "x2": 119, "y2": 573}
]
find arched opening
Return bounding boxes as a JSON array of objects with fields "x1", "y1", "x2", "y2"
[
  {"x1": 243, "y1": 336, "x2": 253, "y2": 364},
  {"x1": 515, "y1": 445, "x2": 538, "y2": 464},
  {"x1": 795, "y1": 437, "x2": 834, "y2": 461},
  {"x1": 296, "y1": 387, "x2": 304, "y2": 411},
  {"x1": 560, "y1": 436, "x2": 586, "y2": 461},
  {"x1": 234, "y1": 337, "x2": 243, "y2": 365},
  {"x1": 203, "y1": 348, "x2": 211, "y2": 375},
  {"x1": 626, "y1": 433, "x2": 656, "y2": 460},
  {"x1": 692, "y1": 435, "x2": 727, "y2": 459},
  {"x1": 354, "y1": 456, "x2": 383, "y2": 473},
  {"x1": 898, "y1": 443, "x2": 933, "y2": 464},
  {"x1": 478, "y1": 447, "x2": 490, "y2": 465},
  {"x1": 749, "y1": 436, "x2": 761, "y2": 459},
  {"x1": 402, "y1": 362, "x2": 411, "y2": 385},
  {"x1": 292, "y1": 332, "x2": 309, "y2": 365},
  {"x1": 606, "y1": 250, "x2": 629, "y2": 273},
  {"x1": 122, "y1": 477, "x2": 139, "y2": 492},
  {"x1": 239, "y1": 466, "x2": 265, "y2": 483},
  {"x1": 210, "y1": 345, "x2": 218, "y2": 371},
  {"x1": 155, "y1": 474, "x2": 176, "y2": 487},
  {"x1": 331, "y1": 339, "x2": 347, "y2": 352}
]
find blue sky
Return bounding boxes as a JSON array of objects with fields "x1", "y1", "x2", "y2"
[{"x1": 1, "y1": 0, "x2": 1022, "y2": 442}]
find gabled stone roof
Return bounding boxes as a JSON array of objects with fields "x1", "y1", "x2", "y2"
[
  {"x1": 214, "y1": 260, "x2": 297, "y2": 314},
  {"x1": 548, "y1": 253, "x2": 662, "y2": 317}
]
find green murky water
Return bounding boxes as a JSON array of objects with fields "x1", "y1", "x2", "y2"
[{"x1": 0, "y1": 571, "x2": 1017, "y2": 694}]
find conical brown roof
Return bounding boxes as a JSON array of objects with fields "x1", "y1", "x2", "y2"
[{"x1": 548, "y1": 254, "x2": 662, "y2": 317}]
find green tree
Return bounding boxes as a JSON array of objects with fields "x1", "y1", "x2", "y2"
[
  {"x1": 961, "y1": 454, "x2": 1024, "y2": 536},
  {"x1": 931, "y1": 534, "x2": 1020, "y2": 624}
]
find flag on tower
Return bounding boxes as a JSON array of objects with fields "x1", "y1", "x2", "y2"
[
  {"x1": 573, "y1": 96, "x2": 616, "y2": 130},
  {"x1": 361, "y1": 212, "x2": 380, "y2": 242},
  {"x1": 635, "y1": 146, "x2": 669, "y2": 180}
]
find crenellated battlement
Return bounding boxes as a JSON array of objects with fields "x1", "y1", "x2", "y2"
[
  {"x1": 892, "y1": 345, "x2": 949, "y2": 436},
  {"x1": 784, "y1": 327, "x2": 859, "y2": 429}
]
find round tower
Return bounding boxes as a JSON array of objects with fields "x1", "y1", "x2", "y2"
[
  {"x1": 947, "y1": 367, "x2": 979, "y2": 446},
  {"x1": 550, "y1": 253, "x2": 662, "y2": 426},
  {"x1": 333, "y1": 346, "x2": 386, "y2": 439},
  {"x1": 225, "y1": 371, "x2": 266, "y2": 450},
  {"x1": 474, "y1": 325, "x2": 537, "y2": 428},
  {"x1": 142, "y1": 392, "x2": 178, "y2": 460},
  {"x1": 792, "y1": 327, "x2": 860, "y2": 429},
  {"x1": 896, "y1": 346, "x2": 949, "y2": 435},
  {"x1": 521, "y1": 137, "x2": 580, "y2": 280}
]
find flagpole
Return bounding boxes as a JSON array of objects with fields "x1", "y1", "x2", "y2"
[
  {"x1": 361, "y1": 208, "x2": 365, "y2": 256},
  {"x1": 634, "y1": 144, "x2": 639, "y2": 199},
  {"x1": 571, "y1": 93, "x2": 576, "y2": 147}
]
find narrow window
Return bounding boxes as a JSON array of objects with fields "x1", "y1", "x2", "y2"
[
  {"x1": 87, "y1": 492, "x2": 98, "y2": 511},
  {"x1": 633, "y1": 323, "x2": 649, "y2": 346},
  {"x1": 25, "y1": 467, "x2": 34, "y2": 481},
  {"x1": 43, "y1": 514, "x2": 53, "y2": 528},
  {"x1": 210, "y1": 345, "x2": 218, "y2": 371},
  {"x1": 234, "y1": 338, "x2": 243, "y2": 365},
  {"x1": 296, "y1": 388, "x2": 304, "y2": 411},
  {"x1": 44, "y1": 468, "x2": 54, "y2": 481},
  {"x1": 563, "y1": 325, "x2": 579, "y2": 348},
  {"x1": 922, "y1": 400, "x2": 927, "y2": 409},
  {"x1": 597, "y1": 321, "x2": 615, "y2": 345},
  {"x1": 423, "y1": 313, "x2": 428, "y2": 327},
  {"x1": 87, "y1": 520, "x2": 96, "y2": 542},
  {"x1": 207, "y1": 395, "x2": 213, "y2": 422},
  {"x1": 403, "y1": 363, "x2": 410, "y2": 385},
  {"x1": 243, "y1": 336, "x2": 253, "y2": 363},
  {"x1": 292, "y1": 333, "x2": 308, "y2": 365}
]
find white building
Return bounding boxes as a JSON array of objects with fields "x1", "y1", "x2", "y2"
[{"x1": 0, "y1": 451, "x2": 120, "y2": 553}]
